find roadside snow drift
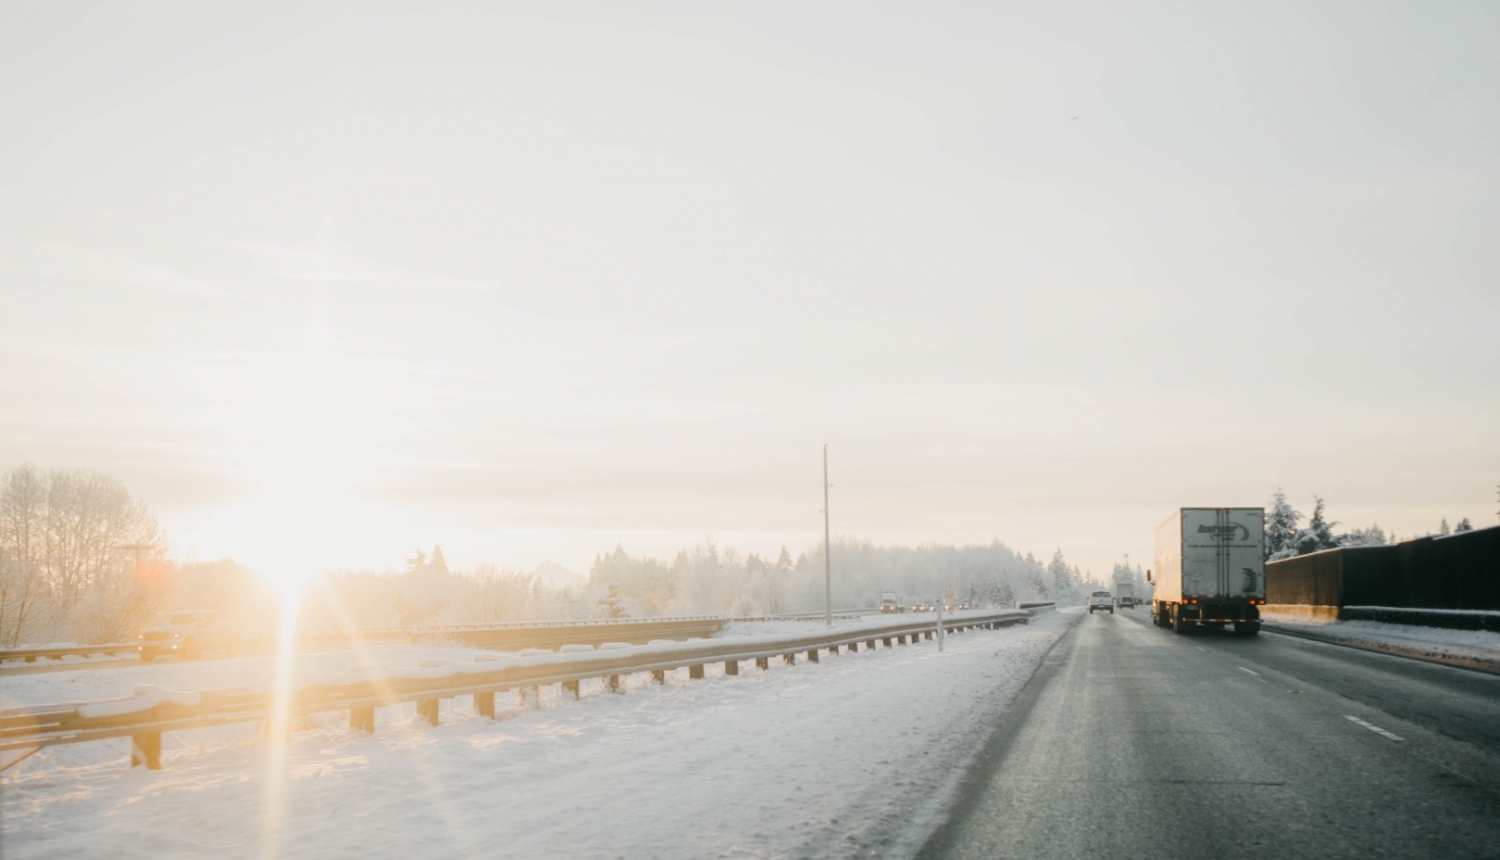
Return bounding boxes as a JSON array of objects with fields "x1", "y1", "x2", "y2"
[{"x1": 1, "y1": 613, "x2": 1070, "y2": 860}]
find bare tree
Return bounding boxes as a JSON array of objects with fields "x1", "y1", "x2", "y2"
[
  {"x1": 0, "y1": 465, "x2": 169, "y2": 644},
  {"x1": 0, "y1": 465, "x2": 48, "y2": 645}
]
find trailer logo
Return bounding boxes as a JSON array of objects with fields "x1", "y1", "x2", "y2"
[{"x1": 1198, "y1": 523, "x2": 1251, "y2": 541}]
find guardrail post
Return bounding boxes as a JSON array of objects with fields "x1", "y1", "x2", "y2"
[
  {"x1": 783, "y1": 653, "x2": 796, "y2": 665},
  {"x1": 563, "y1": 680, "x2": 580, "y2": 700},
  {"x1": 351, "y1": 705, "x2": 376, "y2": 732},
  {"x1": 756, "y1": 657, "x2": 769, "y2": 671},
  {"x1": 609, "y1": 674, "x2": 623, "y2": 693},
  {"x1": 807, "y1": 649, "x2": 819, "y2": 663},
  {"x1": 651, "y1": 670, "x2": 665, "y2": 684},
  {"x1": 725, "y1": 660, "x2": 739, "y2": 676},
  {"x1": 474, "y1": 693, "x2": 495, "y2": 718},
  {"x1": 131, "y1": 732, "x2": 162, "y2": 770},
  {"x1": 689, "y1": 664, "x2": 704, "y2": 680},
  {"x1": 418, "y1": 699, "x2": 440, "y2": 726}
]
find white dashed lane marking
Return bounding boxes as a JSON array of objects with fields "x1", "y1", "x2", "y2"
[
  {"x1": 1238, "y1": 667, "x2": 1261, "y2": 677},
  {"x1": 1345, "y1": 714, "x2": 1404, "y2": 741}
]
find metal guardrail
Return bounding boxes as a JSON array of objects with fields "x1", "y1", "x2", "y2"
[
  {"x1": 0, "y1": 615, "x2": 732, "y2": 666},
  {"x1": 0, "y1": 609, "x2": 1032, "y2": 771},
  {"x1": 0, "y1": 644, "x2": 140, "y2": 664}
]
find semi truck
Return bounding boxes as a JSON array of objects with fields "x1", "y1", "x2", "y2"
[
  {"x1": 1114, "y1": 579, "x2": 1136, "y2": 607},
  {"x1": 1150, "y1": 508, "x2": 1266, "y2": 635},
  {"x1": 880, "y1": 592, "x2": 905, "y2": 613}
]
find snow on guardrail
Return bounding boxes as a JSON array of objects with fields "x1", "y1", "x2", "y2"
[{"x1": 1, "y1": 609, "x2": 1032, "y2": 772}]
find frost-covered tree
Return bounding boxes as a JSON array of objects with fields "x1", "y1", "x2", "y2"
[
  {"x1": 1454, "y1": 518, "x2": 1473, "y2": 533},
  {"x1": 1047, "y1": 549, "x2": 1079, "y2": 603},
  {"x1": 1294, "y1": 496, "x2": 1339, "y2": 555},
  {"x1": 1340, "y1": 524, "x2": 1389, "y2": 547},
  {"x1": 1438, "y1": 518, "x2": 1451, "y2": 536},
  {"x1": 1264, "y1": 487, "x2": 1301, "y2": 561}
]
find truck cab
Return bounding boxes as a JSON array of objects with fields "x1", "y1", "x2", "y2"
[{"x1": 880, "y1": 592, "x2": 905, "y2": 613}]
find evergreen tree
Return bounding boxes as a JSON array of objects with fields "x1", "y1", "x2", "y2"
[
  {"x1": 1340, "y1": 524, "x2": 1389, "y2": 547},
  {"x1": 1294, "y1": 496, "x2": 1339, "y2": 555},
  {"x1": 776, "y1": 545, "x2": 793, "y2": 569},
  {"x1": 1439, "y1": 518, "x2": 1450, "y2": 536},
  {"x1": 1047, "y1": 549, "x2": 1075, "y2": 596},
  {"x1": 429, "y1": 545, "x2": 449, "y2": 575},
  {"x1": 1455, "y1": 518, "x2": 1473, "y2": 533},
  {"x1": 1264, "y1": 486, "x2": 1301, "y2": 560},
  {"x1": 405, "y1": 549, "x2": 428, "y2": 573}
]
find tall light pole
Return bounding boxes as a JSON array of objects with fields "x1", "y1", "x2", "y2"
[{"x1": 823, "y1": 443, "x2": 832, "y2": 628}]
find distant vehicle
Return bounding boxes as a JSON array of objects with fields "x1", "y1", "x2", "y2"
[
  {"x1": 880, "y1": 592, "x2": 906, "y2": 613},
  {"x1": 1115, "y1": 580, "x2": 1135, "y2": 607},
  {"x1": 1087, "y1": 591, "x2": 1116, "y2": 614},
  {"x1": 138, "y1": 610, "x2": 241, "y2": 662},
  {"x1": 956, "y1": 602, "x2": 970, "y2": 611},
  {"x1": 912, "y1": 601, "x2": 931, "y2": 613},
  {"x1": 1151, "y1": 507, "x2": 1265, "y2": 635}
]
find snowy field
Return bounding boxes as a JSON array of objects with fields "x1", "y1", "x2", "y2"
[
  {"x1": 1262, "y1": 610, "x2": 1500, "y2": 669},
  {"x1": 2, "y1": 611, "x2": 1073, "y2": 860}
]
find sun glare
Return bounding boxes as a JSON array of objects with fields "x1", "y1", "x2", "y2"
[{"x1": 192, "y1": 322, "x2": 409, "y2": 592}]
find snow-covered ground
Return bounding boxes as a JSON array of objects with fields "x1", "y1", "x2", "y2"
[
  {"x1": 2, "y1": 612, "x2": 1072, "y2": 860},
  {"x1": 1262, "y1": 610, "x2": 1500, "y2": 669}
]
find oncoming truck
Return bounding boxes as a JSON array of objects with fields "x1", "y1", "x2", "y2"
[{"x1": 1151, "y1": 508, "x2": 1266, "y2": 635}]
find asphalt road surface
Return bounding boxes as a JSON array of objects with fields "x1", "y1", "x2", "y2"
[{"x1": 919, "y1": 607, "x2": 1500, "y2": 860}]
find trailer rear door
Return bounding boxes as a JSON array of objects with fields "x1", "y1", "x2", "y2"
[{"x1": 1181, "y1": 508, "x2": 1265, "y2": 598}]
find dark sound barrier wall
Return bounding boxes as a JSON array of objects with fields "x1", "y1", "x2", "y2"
[{"x1": 1266, "y1": 525, "x2": 1500, "y2": 611}]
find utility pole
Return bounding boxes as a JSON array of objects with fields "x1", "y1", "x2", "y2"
[{"x1": 823, "y1": 443, "x2": 832, "y2": 628}]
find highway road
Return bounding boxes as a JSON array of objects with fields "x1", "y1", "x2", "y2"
[{"x1": 919, "y1": 607, "x2": 1500, "y2": 859}]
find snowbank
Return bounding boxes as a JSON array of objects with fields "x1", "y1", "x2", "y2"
[
  {"x1": 1262, "y1": 610, "x2": 1500, "y2": 669},
  {"x1": 1, "y1": 614, "x2": 1072, "y2": 860}
]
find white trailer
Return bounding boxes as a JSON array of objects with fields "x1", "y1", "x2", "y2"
[
  {"x1": 1114, "y1": 579, "x2": 1136, "y2": 607},
  {"x1": 1150, "y1": 508, "x2": 1266, "y2": 635}
]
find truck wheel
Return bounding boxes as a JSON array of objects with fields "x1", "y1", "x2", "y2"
[
  {"x1": 1171, "y1": 606, "x2": 1188, "y2": 634},
  {"x1": 1235, "y1": 623, "x2": 1261, "y2": 636}
]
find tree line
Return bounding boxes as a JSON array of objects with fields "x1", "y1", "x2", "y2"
[{"x1": 1263, "y1": 486, "x2": 1484, "y2": 562}]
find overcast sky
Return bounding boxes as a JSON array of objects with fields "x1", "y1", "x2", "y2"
[{"x1": 2, "y1": 2, "x2": 1497, "y2": 585}]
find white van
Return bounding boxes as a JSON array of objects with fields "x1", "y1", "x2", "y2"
[{"x1": 1087, "y1": 591, "x2": 1115, "y2": 614}]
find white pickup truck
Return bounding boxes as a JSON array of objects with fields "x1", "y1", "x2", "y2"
[
  {"x1": 1087, "y1": 590, "x2": 1116, "y2": 614},
  {"x1": 138, "y1": 610, "x2": 242, "y2": 661}
]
